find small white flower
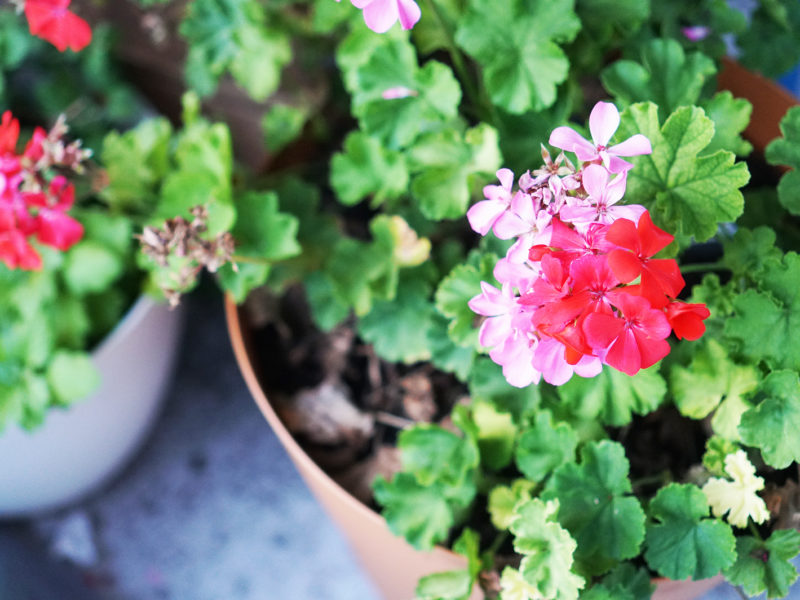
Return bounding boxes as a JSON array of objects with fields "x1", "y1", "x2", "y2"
[{"x1": 702, "y1": 450, "x2": 770, "y2": 528}]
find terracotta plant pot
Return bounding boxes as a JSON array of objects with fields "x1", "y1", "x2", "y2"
[
  {"x1": 0, "y1": 296, "x2": 184, "y2": 517},
  {"x1": 225, "y1": 63, "x2": 798, "y2": 600}
]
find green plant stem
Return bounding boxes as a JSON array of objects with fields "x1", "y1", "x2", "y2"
[
  {"x1": 734, "y1": 586, "x2": 750, "y2": 600},
  {"x1": 486, "y1": 531, "x2": 509, "y2": 557},
  {"x1": 748, "y1": 520, "x2": 763, "y2": 542},
  {"x1": 630, "y1": 472, "x2": 669, "y2": 489},
  {"x1": 679, "y1": 261, "x2": 727, "y2": 274},
  {"x1": 421, "y1": 0, "x2": 483, "y2": 117}
]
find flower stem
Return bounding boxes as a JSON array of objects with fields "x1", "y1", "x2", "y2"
[
  {"x1": 421, "y1": 0, "x2": 483, "y2": 117},
  {"x1": 747, "y1": 520, "x2": 763, "y2": 542},
  {"x1": 679, "y1": 261, "x2": 727, "y2": 274}
]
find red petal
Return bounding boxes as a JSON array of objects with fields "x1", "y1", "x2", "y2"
[
  {"x1": 636, "y1": 211, "x2": 674, "y2": 257},
  {"x1": 0, "y1": 111, "x2": 19, "y2": 155},
  {"x1": 667, "y1": 302, "x2": 710, "y2": 341},
  {"x1": 25, "y1": 2, "x2": 91, "y2": 52},
  {"x1": 35, "y1": 210, "x2": 84, "y2": 250},
  {"x1": 632, "y1": 329, "x2": 671, "y2": 369},
  {"x1": 604, "y1": 329, "x2": 642, "y2": 376},
  {"x1": 607, "y1": 248, "x2": 642, "y2": 284},
  {"x1": 0, "y1": 230, "x2": 42, "y2": 270},
  {"x1": 582, "y1": 311, "x2": 625, "y2": 350},
  {"x1": 549, "y1": 217, "x2": 586, "y2": 251},
  {"x1": 641, "y1": 258, "x2": 685, "y2": 300},
  {"x1": 606, "y1": 217, "x2": 640, "y2": 252}
]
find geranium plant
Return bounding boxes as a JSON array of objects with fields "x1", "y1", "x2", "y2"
[{"x1": 3, "y1": 0, "x2": 800, "y2": 598}]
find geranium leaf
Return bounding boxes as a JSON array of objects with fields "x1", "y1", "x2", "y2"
[
  {"x1": 330, "y1": 131, "x2": 409, "y2": 207},
  {"x1": 357, "y1": 276, "x2": 435, "y2": 364},
  {"x1": 765, "y1": 106, "x2": 800, "y2": 216},
  {"x1": 739, "y1": 370, "x2": 800, "y2": 469},
  {"x1": 46, "y1": 350, "x2": 99, "y2": 405},
  {"x1": 670, "y1": 338, "x2": 759, "y2": 440},
  {"x1": 557, "y1": 365, "x2": 666, "y2": 426},
  {"x1": 488, "y1": 479, "x2": 535, "y2": 531},
  {"x1": 515, "y1": 410, "x2": 578, "y2": 482},
  {"x1": 544, "y1": 440, "x2": 646, "y2": 574},
  {"x1": 725, "y1": 252, "x2": 800, "y2": 371},
  {"x1": 724, "y1": 529, "x2": 800, "y2": 599},
  {"x1": 701, "y1": 91, "x2": 753, "y2": 157},
  {"x1": 415, "y1": 570, "x2": 472, "y2": 600},
  {"x1": 398, "y1": 424, "x2": 479, "y2": 489},
  {"x1": 62, "y1": 241, "x2": 124, "y2": 296},
  {"x1": 618, "y1": 103, "x2": 749, "y2": 247},
  {"x1": 643, "y1": 483, "x2": 736, "y2": 580},
  {"x1": 408, "y1": 124, "x2": 501, "y2": 220},
  {"x1": 427, "y1": 314, "x2": 476, "y2": 381},
  {"x1": 737, "y1": 0, "x2": 800, "y2": 78},
  {"x1": 471, "y1": 402, "x2": 516, "y2": 471},
  {"x1": 350, "y1": 39, "x2": 461, "y2": 149},
  {"x1": 435, "y1": 251, "x2": 497, "y2": 348},
  {"x1": 467, "y1": 357, "x2": 540, "y2": 422},
  {"x1": 262, "y1": 103, "x2": 309, "y2": 154},
  {"x1": 596, "y1": 562, "x2": 654, "y2": 600},
  {"x1": 721, "y1": 226, "x2": 782, "y2": 280},
  {"x1": 509, "y1": 499, "x2": 585, "y2": 600},
  {"x1": 373, "y1": 473, "x2": 455, "y2": 551},
  {"x1": 180, "y1": 0, "x2": 290, "y2": 100},
  {"x1": 600, "y1": 39, "x2": 716, "y2": 118},
  {"x1": 455, "y1": 0, "x2": 580, "y2": 114}
]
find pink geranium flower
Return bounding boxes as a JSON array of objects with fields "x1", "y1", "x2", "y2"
[
  {"x1": 467, "y1": 168, "x2": 516, "y2": 236},
  {"x1": 549, "y1": 101, "x2": 652, "y2": 173},
  {"x1": 343, "y1": 0, "x2": 421, "y2": 33}
]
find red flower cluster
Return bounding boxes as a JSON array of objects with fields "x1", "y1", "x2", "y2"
[
  {"x1": 522, "y1": 211, "x2": 709, "y2": 376},
  {"x1": 23, "y1": 0, "x2": 92, "y2": 53},
  {"x1": 0, "y1": 111, "x2": 86, "y2": 270}
]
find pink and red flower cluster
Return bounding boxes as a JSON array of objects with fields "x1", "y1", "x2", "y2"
[
  {"x1": 0, "y1": 111, "x2": 87, "y2": 270},
  {"x1": 468, "y1": 102, "x2": 709, "y2": 387},
  {"x1": 15, "y1": 0, "x2": 92, "y2": 52}
]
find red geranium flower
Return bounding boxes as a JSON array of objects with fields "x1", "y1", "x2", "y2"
[{"x1": 24, "y1": 0, "x2": 92, "y2": 53}]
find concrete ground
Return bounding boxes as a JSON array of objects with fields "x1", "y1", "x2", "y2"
[{"x1": 0, "y1": 286, "x2": 797, "y2": 600}]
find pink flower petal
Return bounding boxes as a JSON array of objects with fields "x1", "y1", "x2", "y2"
[
  {"x1": 548, "y1": 126, "x2": 594, "y2": 158},
  {"x1": 589, "y1": 101, "x2": 620, "y2": 147},
  {"x1": 609, "y1": 134, "x2": 652, "y2": 157},
  {"x1": 396, "y1": 0, "x2": 421, "y2": 29},
  {"x1": 361, "y1": 0, "x2": 398, "y2": 33}
]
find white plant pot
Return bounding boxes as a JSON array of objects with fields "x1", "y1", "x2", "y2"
[{"x1": 0, "y1": 295, "x2": 184, "y2": 517}]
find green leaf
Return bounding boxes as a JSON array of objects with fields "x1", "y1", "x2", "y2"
[
  {"x1": 228, "y1": 22, "x2": 291, "y2": 101},
  {"x1": 739, "y1": 370, "x2": 800, "y2": 469},
  {"x1": 435, "y1": 252, "x2": 497, "y2": 348},
  {"x1": 415, "y1": 570, "x2": 472, "y2": 600},
  {"x1": 62, "y1": 241, "x2": 124, "y2": 296},
  {"x1": 701, "y1": 91, "x2": 753, "y2": 157},
  {"x1": 721, "y1": 226, "x2": 782, "y2": 280},
  {"x1": 100, "y1": 117, "x2": 172, "y2": 213},
  {"x1": 737, "y1": 0, "x2": 800, "y2": 78},
  {"x1": 557, "y1": 366, "x2": 666, "y2": 426},
  {"x1": 516, "y1": 410, "x2": 578, "y2": 482},
  {"x1": 595, "y1": 562, "x2": 655, "y2": 600},
  {"x1": 351, "y1": 39, "x2": 461, "y2": 149},
  {"x1": 373, "y1": 473, "x2": 455, "y2": 550},
  {"x1": 46, "y1": 351, "x2": 99, "y2": 406},
  {"x1": 231, "y1": 191, "x2": 301, "y2": 261},
  {"x1": 601, "y1": 39, "x2": 716, "y2": 119},
  {"x1": 179, "y1": 0, "x2": 290, "y2": 100},
  {"x1": 468, "y1": 357, "x2": 540, "y2": 422},
  {"x1": 702, "y1": 436, "x2": 740, "y2": 478},
  {"x1": 618, "y1": 103, "x2": 749, "y2": 247},
  {"x1": 427, "y1": 314, "x2": 477, "y2": 381},
  {"x1": 262, "y1": 103, "x2": 309, "y2": 154},
  {"x1": 724, "y1": 529, "x2": 800, "y2": 599},
  {"x1": 544, "y1": 440, "x2": 646, "y2": 573},
  {"x1": 357, "y1": 276, "x2": 435, "y2": 364},
  {"x1": 399, "y1": 424, "x2": 478, "y2": 490},
  {"x1": 303, "y1": 271, "x2": 349, "y2": 331},
  {"x1": 408, "y1": 124, "x2": 502, "y2": 220},
  {"x1": 670, "y1": 339, "x2": 758, "y2": 440},
  {"x1": 488, "y1": 479, "x2": 535, "y2": 531},
  {"x1": 472, "y1": 402, "x2": 516, "y2": 471},
  {"x1": 330, "y1": 131, "x2": 409, "y2": 206},
  {"x1": 510, "y1": 499, "x2": 585, "y2": 600},
  {"x1": 644, "y1": 483, "x2": 736, "y2": 580},
  {"x1": 725, "y1": 252, "x2": 800, "y2": 371},
  {"x1": 765, "y1": 106, "x2": 800, "y2": 216},
  {"x1": 455, "y1": 0, "x2": 580, "y2": 114}
]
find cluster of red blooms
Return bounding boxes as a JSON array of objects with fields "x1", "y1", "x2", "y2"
[
  {"x1": 523, "y1": 212, "x2": 710, "y2": 378},
  {"x1": 0, "y1": 111, "x2": 88, "y2": 270},
  {"x1": 15, "y1": 0, "x2": 92, "y2": 52}
]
